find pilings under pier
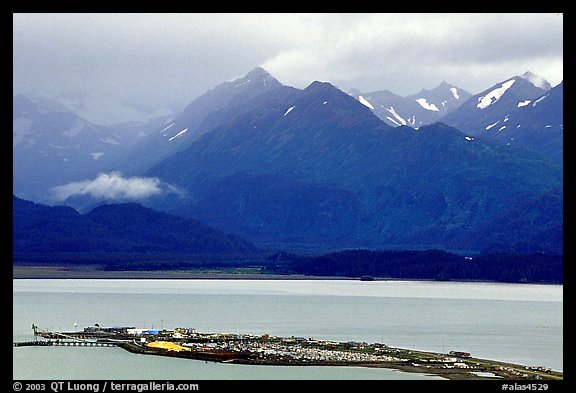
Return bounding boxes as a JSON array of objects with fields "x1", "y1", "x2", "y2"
[
  {"x1": 14, "y1": 340, "x2": 118, "y2": 347},
  {"x1": 13, "y1": 341, "x2": 52, "y2": 347}
]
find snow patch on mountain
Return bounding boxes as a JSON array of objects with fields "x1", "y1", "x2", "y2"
[
  {"x1": 415, "y1": 98, "x2": 439, "y2": 111},
  {"x1": 385, "y1": 107, "x2": 407, "y2": 125},
  {"x1": 532, "y1": 95, "x2": 547, "y2": 107},
  {"x1": 477, "y1": 80, "x2": 516, "y2": 109},
  {"x1": 518, "y1": 100, "x2": 531, "y2": 107},
  {"x1": 169, "y1": 128, "x2": 188, "y2": 141},
  {"x1": 160, "y1": 123, "x2": 175, "y2": 133},
  {"x1": 486, "y1": 121, "x2": 500, "y2": 130},
  {"x1": 450, "y1": 87, "x2": 460, "y2": 100},
  {"x1": 358, "y1": 96, "x2": 374, "y2": 110}
]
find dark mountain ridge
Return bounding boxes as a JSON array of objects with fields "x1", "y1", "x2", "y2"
[{"x1": 13, "y1": 195, "x2": 257, "y2": 255}]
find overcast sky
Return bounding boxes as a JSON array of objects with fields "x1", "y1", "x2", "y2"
[{"x1": 13, "y1": 13, "x2": 563, "y2": 126}]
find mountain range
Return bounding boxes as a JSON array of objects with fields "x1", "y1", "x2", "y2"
[
  {"x1": 440, "y1": 71, "x2": 562, "y2": 164},
  {"x1": 13, "y1": 67, "x2": 563, "y2": 254},
  {"x1": 143, "y1": 78, "x2": 562, "y2": 253},
  {"x1": 349, "y1": 81, "x2": 473, "y2": 128}
]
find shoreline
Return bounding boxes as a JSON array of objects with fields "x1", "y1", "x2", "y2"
[
  {"x1": 115, "y1": 341, "x2": 562, "y2": 381},
  {"x1": 119, "y1": 342, "x2": 457, "y2": 380},
  {"x1": 11, "y1": 265, "x2": 562, "y2": 285},
  {"x1": 11, "y1": 265, "x2": 343, "y2": 280}
]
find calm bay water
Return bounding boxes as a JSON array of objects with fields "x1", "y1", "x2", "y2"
[{"x1": 13, "y1": 279, "x2": 563, "y2": 380}]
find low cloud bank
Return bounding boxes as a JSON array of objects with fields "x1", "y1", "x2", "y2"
[{"x1": 50, "y1": 172, "x2": 181, "y2": 202}]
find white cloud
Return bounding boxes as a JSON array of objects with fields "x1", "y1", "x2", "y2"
[
  {"x1": 50, "y1": 172, "x2": 175, "y2": 201},
  {"x1": 13, "y1": 13, "x2": 563, "y2": 124}
]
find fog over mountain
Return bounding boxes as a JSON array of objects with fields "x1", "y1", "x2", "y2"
[
  {"x1": 13, "y1": 95, "x2": 125, "y2": 202},
  {"x1": 13, "y1": 13, "x2": 563, "y2": 126}
]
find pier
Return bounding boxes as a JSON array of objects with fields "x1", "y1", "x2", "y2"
[
  {"x1": 45, "y1": 340, "x2": 118, "y2": 347},
  {"x1": 13, "y1": 341, "x2": 52, "y2": 347},
  {"x1": 13, "y1": 340, "x2": 117, "y2": 347},
  {"x1": 13, "y1": 324, "x2": 122, "y2": 348}
]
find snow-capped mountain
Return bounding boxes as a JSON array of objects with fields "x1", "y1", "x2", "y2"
[
  {"x1": 350, "y1": 81, "x2": 472, "y2": 128},
  {"x1": 163, "y1": 67, "x2": 282, "y2": 142},
  {"x1": 439, "y1": 72, "x2": 561, "y2": 163},
  {"x1": 143, "y1": 79, "x2": 562, "y2": 253},
  {"x1": 439, "y1": 72, "x2": 549, "y2": 135},
  {"x1": 119, "y1": 67, "x2": 284, "y2": 174},
  {"x1": 13, "y1": 95, "x2": 126, "y2": 202},
  {"x1": 480, "y1": 81, "x2": 563, "y2": 164}
]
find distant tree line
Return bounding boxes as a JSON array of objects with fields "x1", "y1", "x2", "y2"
[
  {"x1": 12, "y1": 252, "x2": 266, "y2": 269},
  {"x1": 14, "y1": 248, "x2": 562, "y2": 284},
  {"x1": 264, "y1": 249, "x2": 563, "y2": 284}
]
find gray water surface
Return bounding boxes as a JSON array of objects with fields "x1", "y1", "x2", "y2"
[{"x1": 13, "y1": 279, "x2": 562, "y2": 379}]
